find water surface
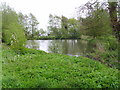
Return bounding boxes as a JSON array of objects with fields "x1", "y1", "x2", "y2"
[{"x1": 26, "y1": 40, "x2": 96, "y2": 56}]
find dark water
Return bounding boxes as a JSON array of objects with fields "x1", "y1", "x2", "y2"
[{"x1": 26, "y1": 40, "x2": 96, "y2": 56}]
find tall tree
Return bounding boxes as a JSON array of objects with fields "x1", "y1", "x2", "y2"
[
  {"x1": 67, "y1": 18, "x2": 80, "y2": 38},
  {"x1": 61, "y1": 16, "x2": 68, "y2": 37},
  {"x1": 28, "y1": 13, "x2": 39, "y2": 38},
  {"x1": 1, "y1": 3, "x2": 26, "y2": 48},
  {"x1": 39, "y1": 28, "x2": 46, "y2": 35},
  {"x1": 78, "y1": 1, "x2": 112, "y2": 38},
  {"x1": 61, "y1": 16, "x2": 68, "y2": 30},
  {"x1": 18, "y1": 13, "x2": 30, "y2": 38},
  {"x1": 48, "y1": 14, "x2": 61, "y2": 37},
  {"x1": 48, "y1": 14, "x2": 81, "y2": 38},
  {"x1": 108, "y1": 0, "x2": 120, "y2": 41}
]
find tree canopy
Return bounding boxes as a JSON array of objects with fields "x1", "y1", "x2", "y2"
[{"x1": 48, "y1": 14, "x2": 81, "y2": 38}]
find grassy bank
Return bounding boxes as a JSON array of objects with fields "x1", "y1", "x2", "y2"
[{"x1": 2, "y1": 45, "x2": 119, "y2": 88}]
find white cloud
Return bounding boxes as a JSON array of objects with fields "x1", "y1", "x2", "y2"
[{"x1": 1, "y1": 0, "x2": 89, "y2": 30}]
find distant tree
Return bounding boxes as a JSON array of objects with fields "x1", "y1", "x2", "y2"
[
  {"x1": 1, "y1": 3, "x2": 26, "y2": 50},
  {"x1": 61, "y1": 16, "x2": 69, "y2": 37},
  {"x1": 28, "y1": 13, "x2": 39, "y2": 38},
  {"x1": 48, "y1": 14, "x2": 81, "y2": 38},
  {"x1": 67, "y1": 18, "x2": 80, "y2": 38},
  {"x1": 48, "y1": 14, "x2": 55, "y2": 36},
  {"x1": 61, "y1": 16, "x2": 68, "y2": 29},
  {"x1": 18, "y1": 12, "x2": 25, "y2": 27},
  {"x1": 48, "y1": 14, "x2": 61, "y2": 37},
  {"x1": 18, "y1": 13, "x2": 39, "y2": 39},
  {"x1": 39, "y1": 28, "x2": 46, "y2": 35},
  {"x1": 18, "y1": 13, "x2": 30, "y2": 38}
]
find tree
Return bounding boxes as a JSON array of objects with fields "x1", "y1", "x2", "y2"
[
  {"x1": 18, "y1": 13, "x2": 39, "y2": 39},
  {"x1": 1, "y1": 3, "x2": 26, "y2": 50},
  {"x1": 108, "y1": 0, "x2": 120, "y2": 42},
  {"x1": 28, "y1": 13, "x2": 39, "y2": 38},
  {"x1": 18, "y1": 13, "x2": 30, "y2": 38},
  {"x1": 48, "y1": 14, "x2": 81, "y2": 38},
  {"x1": 39, "y1": 28, "x2": 46, "y2": 35},
  {"x1": 78, "y1": 1, "x2": 112, "y2": 38},
  {"x1": 48, "y1": 14, "x2": 61, "y2": 37},
  {"x1": 61, "y1": 16, "x2": 69, "y2": 37},
  {"x1": 67, "y1": 18, "x2": 80, "y2": 38}
]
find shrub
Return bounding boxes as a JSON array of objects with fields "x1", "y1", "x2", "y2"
[{"x1": 1, "y1": 3, "x2": 26, "y2": 51}]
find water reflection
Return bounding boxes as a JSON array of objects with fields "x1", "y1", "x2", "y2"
[
  {"x1": 26, "y1": 40, "x2": 97, "y2": 56},
  {"x1": 26, "y1": 40, "x2": 40, "y2": 50},
  {"x1": 48, "y1": 40, "x2": 62, "y2": 53}
]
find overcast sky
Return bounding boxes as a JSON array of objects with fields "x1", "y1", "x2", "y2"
[{"x1": 1, "y1": 0, "x2": 106, "y2": 30}]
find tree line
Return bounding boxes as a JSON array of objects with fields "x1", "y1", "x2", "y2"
[
  {"x1": 18, "y1": 12, "x2": 39, "y2": 39},
  {"x1": 48, "y1": 14, "x2": 80, "y2": 38},
  {"x1": 47, "y1": 0, "x2": 120, "y2": 41}
]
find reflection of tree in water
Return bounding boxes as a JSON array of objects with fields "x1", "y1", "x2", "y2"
[
  {"x1": 76, "y1": 40, "x2": 97, "y2": 55},
  {"x1": 62, "y1": 40, "x2": 68, "y2": 54},
  {"x1": 26, "y1": 40, "x2": 40, "y2": 50},
  {"x1": 86, "y1": 40, "x2": 97, "y2": 53},
  {"x1": 76, "y1": 40, "x2": 87, "y2": 55},
  {"x1": 48, "y1": 40, "x2": 62, "y2": 53},
  {"x1": 49, "y1": 40, "x2": 82, "y2": 55},
  {"x1": 26, "y1": 40, "x2": 98, "y2": 56},
  {"x1": 64, "y1": 40, "x2": 79, "y2": 55},
  {"x1": 48, "y1": 40, "x2": 97, "y2": 55}
]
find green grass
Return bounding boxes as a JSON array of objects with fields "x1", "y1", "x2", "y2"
[{"x1": 2, "y1": 45, "x2": 119, "y2": 88}]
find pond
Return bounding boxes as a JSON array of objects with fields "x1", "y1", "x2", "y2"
[{"x1": 26, "y1": 40, "x2": 97, "y2": 56}]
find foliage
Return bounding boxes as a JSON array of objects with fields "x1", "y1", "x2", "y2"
[
  {"x1": 48, "y1": 14, "x2": 62, "y2": 38},
  {"x1": 18, "y1": 12, "x2": 39, "y2": 39},
  {"x1": 2, "y1": 45, "x2": 119, "y2": 88},
  {"x1": 18, "y1": 12, "x2": 30, "y2": 38},
  {"x1": 39, "y1": 28, "x2": 46, "y2": 35},
  {"x1": 79, "y1": 9, "x2": 112, "y2": 38},
  {"x1": 1, "y1": 3, "x2": 26, "y2": 51},
  {"x1": 76, "y1": 0, "x2": 119, "y2": 70},
  {"x1": 84, "y1": 36, "x2": 119, "y2": 69},
  {"x1": 67, "y1": 18, "x2": 81, "y2": 38},
  {"x1": 48, "y1": 14, "x2": 81, "y2": 39},
  {"x1": 32, "y1": 36, "x2": 56, "y2": 40},
  {"x1": 28, "y1": 13, "x2": 39, "y2": 38}
]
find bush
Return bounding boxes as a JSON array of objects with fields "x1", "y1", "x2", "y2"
[
  {"x1": 1, "y1": 4, "x2": 26, "y2": 51},
  {"x1": 85, "y1": 36, "x2": 119, "y2": 69}
]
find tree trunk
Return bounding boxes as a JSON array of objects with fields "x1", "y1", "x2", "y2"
[{"x1": 108, "y1": 2, "x2": 120, "y2": 42}]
